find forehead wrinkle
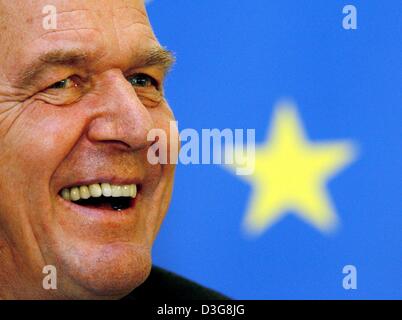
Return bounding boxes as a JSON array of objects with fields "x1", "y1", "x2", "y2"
[
  {"x1": 114, "y1": 5, "x2": 149, "y2": 25},
  {"x1": 12, "y1": 12, "x2": 172, "y2": 88},
  {"x1": 26, "y1": 8, "x2": 93, "y2": 25}
]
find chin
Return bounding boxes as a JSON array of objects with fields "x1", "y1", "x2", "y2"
[{"x1": 57, "y1": 241, "x2": 152, "y2": 299}]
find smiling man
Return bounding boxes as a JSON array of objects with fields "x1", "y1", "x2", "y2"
[{"x1": 0, "y1": 0, "x2": 226, "y2": 300}]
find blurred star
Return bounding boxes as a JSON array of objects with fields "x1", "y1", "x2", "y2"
[{"x1": 228, "y1": 101, "x2": 357, "y2": 236}]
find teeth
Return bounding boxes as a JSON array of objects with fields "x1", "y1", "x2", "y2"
[
  {"x1": 79, "y1": 186, "x2": 90, "y2": 200},
  {"x1": 61, "y1": 183, "x2": 138, "y2": 202},
  {"x1": 130, "y1": 184, "x2": 137, "y2": 198},
  {"x1": 122, "y1": 185, "x2": 131, "y2": 197},
  {"x1": 101, "y1": 183, "x2": 112, "y2": 197},
  {"x1": 70, "y1": 187, "x2": 80, "y2": 201},
  {"x1": 61, "y1": 188, "x2": 71, "y2": 201},
  {"x1": 111, "y1": 185, "x2": 122, "y2": 197},
  {"x1": 89, "y1": 184, "x2": 102, "y2": 198}
]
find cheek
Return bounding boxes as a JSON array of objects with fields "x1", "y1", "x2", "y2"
[
  {"x1": 1, "y1": 103, "x2": 85, "y2": 180},
  {"x1": 149, "y1": 103, "x2": 180, "y2": 158}
]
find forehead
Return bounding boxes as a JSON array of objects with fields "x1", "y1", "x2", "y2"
[{"x1": 0, "y1": 0, "x2": 158, "y2": 80}]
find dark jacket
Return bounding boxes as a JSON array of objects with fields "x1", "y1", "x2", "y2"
[{"x1": 123, "y1": 266, "x2": 230, "y2": 300}]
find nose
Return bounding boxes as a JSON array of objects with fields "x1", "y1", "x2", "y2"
[{"x1": 87, "y1": 69, "x2": 154, "y2": 151}]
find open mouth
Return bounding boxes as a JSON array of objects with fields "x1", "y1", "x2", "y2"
[{"x1": 59, "y1": 183, "x2": 138, "y2": 211}]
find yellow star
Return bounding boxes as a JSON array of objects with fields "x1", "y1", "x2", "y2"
[{"x1": 227, "y1": 101, "x2": 357, "y2": 236}]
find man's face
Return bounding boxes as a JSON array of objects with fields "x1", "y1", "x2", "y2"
[{"x1": 0, "y1": 0, "x2": 177, "y2": 299}]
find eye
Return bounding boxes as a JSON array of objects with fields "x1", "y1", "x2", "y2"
[
  {"x1": 127, "y1": 73, "x2": 159, "y2": 89},
  {"x1": 38, "y1": 76, "x2": 84, "y2": 106},
  {"x1": 48, "y1": 77, "x2": 78, "y2": 89}
]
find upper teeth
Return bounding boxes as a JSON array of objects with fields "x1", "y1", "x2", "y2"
[{"x1": 61, "y1": 183, "x2": 137, "y2": 201}]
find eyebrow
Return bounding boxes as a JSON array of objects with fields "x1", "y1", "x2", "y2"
[
  {"x1": 142, "y1": 46, "x2": 176, "y2": 73},
  {"x1": 15, "y1": 46, "x2": 175, "y2": 88}
]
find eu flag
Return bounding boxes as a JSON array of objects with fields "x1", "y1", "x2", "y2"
[{"x1": 149, "y1": 0, "x2": 402, "y2": 299}]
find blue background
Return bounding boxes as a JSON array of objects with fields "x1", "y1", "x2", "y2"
[{"x1": 148, "y1": 0, "x2": 402, "y2": 299}]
